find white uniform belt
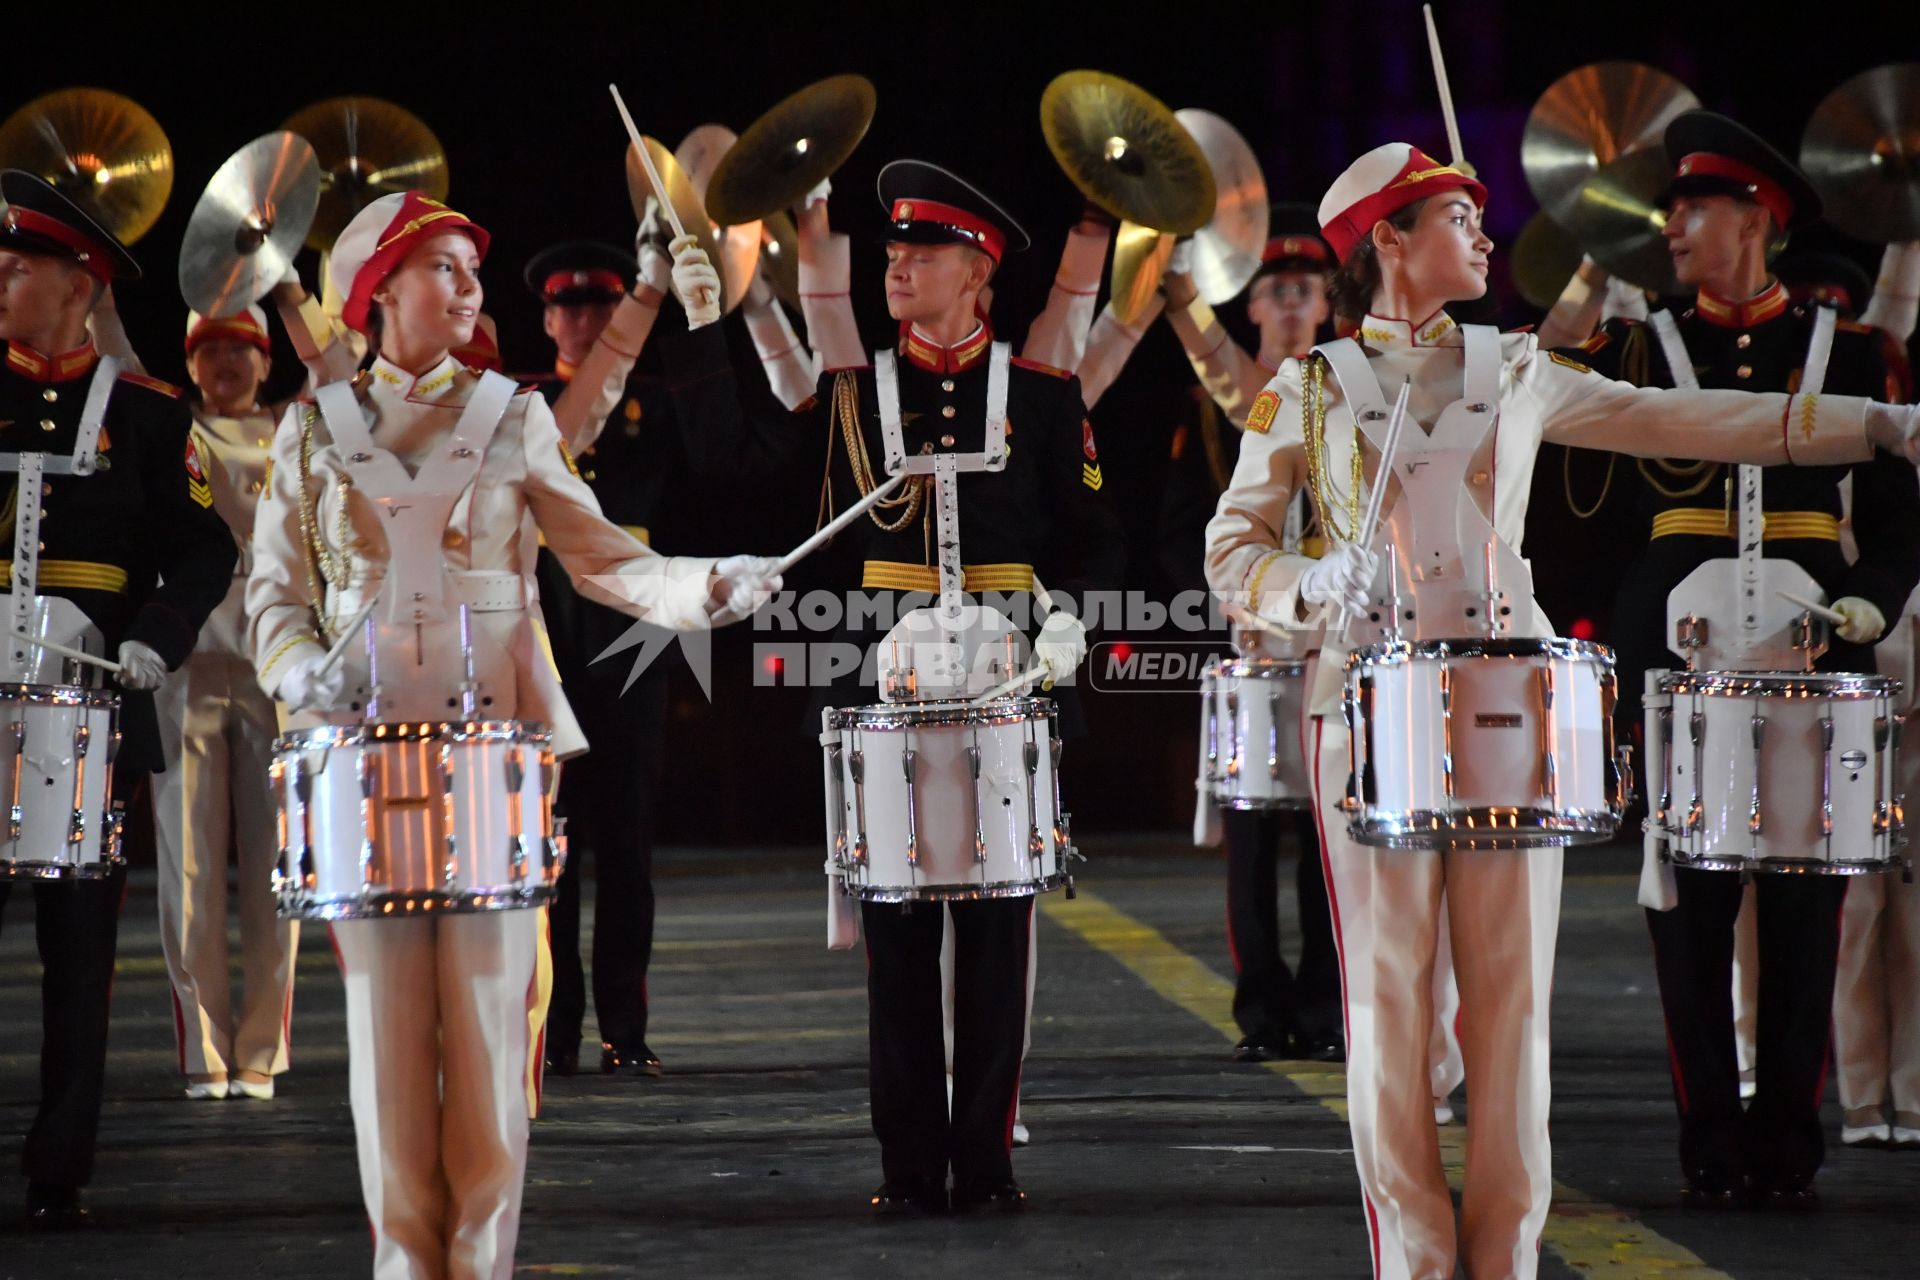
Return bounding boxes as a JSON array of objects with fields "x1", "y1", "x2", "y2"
[{"x1": 331, "y1": 570, "x2": 527, "y2": 620}]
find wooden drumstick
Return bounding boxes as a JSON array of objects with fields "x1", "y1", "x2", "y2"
[
  {"x1": 775, "y1": 474, "x2": 909, "y2": 575},
  {"x1": 973, "y1": 664, "x2": 1050, "y2": 706},
  {"x1": 1223, "y1": 600, "x2": 1290, "y2": 639},
  {"x1": 26, "y1": 636, "x2": 121, "y2": 674},
  {"x1": 1776, "y1": 589, "x2": 1848, "y2": 626},
  {"x1": 609, "y1": 85, "x2": 714, "y2": 311},
  {"x1": 1423, "y1": 4, "x2": 1467, "y2": 169},
  {"x1": 1336, "y1": 379, "x2": 1413, "y2": 629}
]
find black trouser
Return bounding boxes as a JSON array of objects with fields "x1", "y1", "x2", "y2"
[
  {"x1": 1224, "y1": 808, "x2": 1340, "y2": 1044},
  {"x1": 1646, "y1": 867, "x2": 1847, "y2": 1185},
  {"x1": 547, "y1": 658, "x2": 669, "y2": 1055},
  {"x1": 863, "y1": 896, "x2": 1033, "y2": 1185},
  {"x1": 0, "y1": 864, "x2": 125, "y2": 1187}
]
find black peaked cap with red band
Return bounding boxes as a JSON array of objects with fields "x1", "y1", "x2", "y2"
[
  {"x1": 524, "y1": 240, "x2": 635, "y2": 306},
  {"x1": 0, "y1": 169, "x2": 141, "y2": 282},
  {"x1": 876, "y1": 160, "x2": 1031, "y2": 263},
  {"x1": 1258, "y1": 202, "x2": 1334, "y2": 279},
  {"x1": 1664, "y1": 110, "x2": 1822, "y2": 233}
]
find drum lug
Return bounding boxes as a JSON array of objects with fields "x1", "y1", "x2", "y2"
[
  {"x1": 1224, "y1": 691, "x2": 1241, "y2": 780},
  {"x1": 901, "y1": 745, "x2": 920, "y2": 869},
  {"x1": 1614, "y1": 746, "x2": 1634, "y2": 817},
  {"x1": 1818, "y1": 714, "x2": 1835, "y2": 845},
  {"x1": 1267, "y1": 692, "x2": 1282, "y2": 781},
  {"x1": 67, "y1": 722, "x2": 90, "y2": 844},
  {"x1": 1023, "y1": 736, "x2": 1045, "y2": 861},
  {"x1": 826, "y1": 737, "x2": 851, "y2": 868},
  {"x1": 849, "y1": 745, "x2": 869, "y2": 867},
  {"x1": 1203, "y1": 666, "x2": 1220, "y2": 783},
  {"x1": 964, "y1": 743, "x2": 987, "y2": 866},
  {"x1": 1686, "y1": 712, "x2": 1706, "y2": 832},
  {"x1": 1748, "y1": 713, "x2": 1766, "y2": 839},
  {"x1": 1440, "y1": 658, "x2": 1457, "y2": 802},
  {"x1": 106, "y1": 728, "x2": 121, "y2": 764},
  {"x1": 1049, "y1": 736, "x2": 1068, "y2": 851},
  {"x1": 1537, "y1": 664, "x2": 1557, "y2": 808},
  {"x1": 7, "y1": 719, "x2": 23, "y2": 843}
]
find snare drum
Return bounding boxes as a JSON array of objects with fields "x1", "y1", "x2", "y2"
[
  {"x1": 273, "y1": 719, "x2": 560, "y2": 919},
  {"x1": 1646, "y1": 670, "x2": 1903, "y2": 875},
  {"x1": 1343, "y1": 637, "x2": 1626, "y2": 849},
  {"x1": 823, "y1": 697, "x2": 1075, "y2": 901},
  {"x1": 1198, "y1": 657, "x2": 1311, "y2": 810},
  {"x1": 0, "y1": 682, "x2": 122, "y2": 879}
]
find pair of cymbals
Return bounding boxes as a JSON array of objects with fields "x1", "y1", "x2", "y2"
[
  {"x1": 704, "y1": 74, "x2": 877, "y2": 227},
  {"x1": 1801, "y1": 62, "x2": 1920, "y2": 244},
  {"x1": 282, "y1": 97, "x2": 448, "y2": 251},
  {"x1": 621, "y1": 131, "x2": 748, "y2": 314},
  {"x1": 0, "y1": 88, "x2": 174, "y2": 244},
  {"x1": 1041, "y1": 71, "x2": 1216, "y2": 236},
  {"x1": 668, "y1": 124, "x2": 764, "y2": 314}
]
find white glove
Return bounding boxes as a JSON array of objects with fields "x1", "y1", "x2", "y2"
[
  {"x1": 636, "y1": 196, "x2": 665, "y2": 249},
  {"x1": 709, "y1": 554, "x2": 784, "y2": 625},
  {"x1": 1831, "y1": 596, "x2": 1888, "y2": 644},
  {"x1": 1601, "y1": 274, "x2": 1649, "y2": 323},
  {"x1": 1297, "y1": 543, "x2": 1379, "y2": 616},
  {"x1": 1034, "y1": 611, "x2": 1088, "y2": 685},
  {"x1": 669, "y1": 234, "x2": 722, "y2": 329},
  {"x1": 114, "y1": 641, "x2": 167, "y2": 691},
  {"x1": 802, "y1": 177, "x2": 832, "y2": 209},
  {"x1": 743, "y1": 260, "x2": 776, "y2": 310},
  {"x1": 1167, "y1": 238, "x2": 1195, "y2": 276},
  {"x1": 637, "y1": 239, "x2": 672, "y2": 298},
  {"x1": 277, "y1": 652, "x2": 348, "y2": 713},
  {"x1": 278, "y1": 256, "x2": 305, "y2": 291},
  {"x1": 1866, "y1": 402, "x2": 1920, "y2": 463}
]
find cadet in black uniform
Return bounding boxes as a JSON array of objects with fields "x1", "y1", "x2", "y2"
[
  {"x1": 1565, "y1": 114, "x2": 1920, "y2": 1209},
  {"x1": 0, "y1": 172, "x2": 236, "y2": 1228},
  {"x1": 664, "y1": 162, "x2": 1123, "y2": 1215},
  {"x1": 523, "y1": 240, "x2": 681, "y2": 1079}
]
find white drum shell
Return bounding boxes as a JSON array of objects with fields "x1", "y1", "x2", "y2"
[
  {"x1": 1344, "y1": 638, "x2": 1623, "y2": 849},
  {"x1": 274, "y1": 720, "x2": 560, "y2": 919},
  {"x1": 1199, "y1": 658, "x2": 1312, "y2": 810},
  {"x1": 825, "y1": 698, "x2": 1071, "y2": 901},
  {"x1": 1649, "y1": 671, "x2": 1902, "y2": 875},
  {"x1": 0, "y1": 683, "x2": 121, "y2": 880}
]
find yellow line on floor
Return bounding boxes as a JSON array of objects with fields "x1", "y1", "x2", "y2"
[{"x1": 1040, "y1": 890, "x2": 1735, "y2": 1280}]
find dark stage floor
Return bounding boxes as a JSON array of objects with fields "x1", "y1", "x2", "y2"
[{"x1": 2, "y1": 838, "x2": 1915, "y2": 1278}]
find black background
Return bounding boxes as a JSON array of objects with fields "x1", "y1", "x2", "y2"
[{"x1": 23, "y1": 0, "x2": 1918, "y2": 840}]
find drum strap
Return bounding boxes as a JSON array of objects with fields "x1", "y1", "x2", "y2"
[
  {"x1": 1, "y1": 355, "x2": 119, "y2": 676},
  {"x1": 315, "y1": 371, "x2": 514, "y2": 627}
]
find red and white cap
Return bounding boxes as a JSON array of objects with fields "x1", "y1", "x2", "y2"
[
  {"x1": 1316, "y1": 143, "x2": 1486, "y2": 264},
  {"x1": 184, "y1": 304, "x2": 270, "y2": 357},
  {"x1": 327, "y1": 191, "x2": 490, "y2": 335}
]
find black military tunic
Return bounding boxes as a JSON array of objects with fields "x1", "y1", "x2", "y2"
[
  {"x1": 1566, "y1": 284, "x2": 1920, "y2": 1197},
  {"x1": 0, "y1": 342, "x2": 235, "y2": 1194},
  {"x1": 667, "y1": 315, "x2": 1123, "y2": 1194}
]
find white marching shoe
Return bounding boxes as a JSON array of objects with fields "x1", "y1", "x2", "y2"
[
  {"x1": 1842, "y1": 1121, "x2": 1892, "y2": 1147},
  {"x1": 228, "y1": 1076, "x2": 275, "y2": 1101},
  {"x1": 1433, "y1": 1097, "x2": 1455, "y2": 1126},
  {"x1": 184, "y1": 1079, "x2": 228, "y2": 1101}
]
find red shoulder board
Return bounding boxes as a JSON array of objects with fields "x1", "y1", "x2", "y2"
[
  {"x1": 1506, "y1": 323, "x2": 1538, "y2": 335},
  {"x1": 118, "y1": 369, "x2": 184, "y2": 399},
  {"x1": 1835, "y1": 318, "x2": 1872, "y2": 335},
  {"x1": 792, "y1": 394, "x2": 819, "y2": 414},
  {"x1": 1578, "y1": 331, "x2": 1613, "y2": 354},
  {"x1": 1010, "y1": 356, "x2": 1071, "y2": 380},
  {"x1": 512, "y1": 381, "x2": 537, "y2": 396},
  {"x1": 1245, "y1": 389, "x2": 1280, "y2": 435}
]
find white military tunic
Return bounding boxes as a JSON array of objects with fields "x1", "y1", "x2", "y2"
[{"x1": 1204, "y1": 308, "x2": 1876, "y2": 1280}]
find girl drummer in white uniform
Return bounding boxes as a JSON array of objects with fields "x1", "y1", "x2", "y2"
[
  {"x1": 1205, "y1": 143, "x2": 1920, "y2": 1280},
  {"x1": 245, "y1": 190, "x2": 780, "y2": 1280}
]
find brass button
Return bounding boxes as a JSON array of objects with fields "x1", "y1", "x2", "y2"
[
  {"x1": 256, "y1": 438, "x2": 269, "y2": 448},
  {"x1": 583, "y1": 469, "x2": 597, "y2": 482},
  {"x1": 40, "y1": 483, "x2": 50, "y2": 497},
  {"x1": 38, "y1": 419, "x2": 55, "y2": 432},
  {"x1": 249, "y1": 480, "x2": 263, "y2": 494},
  {"x1": 1471, "y1": 471, "x2": 1490, "y2": 484},
  {"x1": 941, "y1": 379, "x2": 955, "y2": 392},
  {"x1": 1736, "y1": 334, "x2": 1752, "y2": 349},
  {"x1": 443, "y1": 529, "x2": 464, "y2": 548},
  {"x1": 35, "y1": 541, "x2": 44, "y2": 552},
  {"x1": 40, "y1": 388, "x2": 56, "y2": 403},
  {"x1": 941, "y1": 405, "x2": 956, "y2": 419},
  {"x1": 941, "y1": 434, "x2": 956, "y2": 447},
  {"x1": 1736, "y1": 365, "x2": 1753, "y2": 379}
]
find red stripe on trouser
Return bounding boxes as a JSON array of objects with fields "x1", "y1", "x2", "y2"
[
  {"x1": 1311, "y1": 718, "x2": 1381, "y2": 1278},
  {"x1": 282, "y1": 983, "x2": 295, "y2": 1058},
  {"x1": 171, "y1": 990, "x2": 188, "y2": 1075}
]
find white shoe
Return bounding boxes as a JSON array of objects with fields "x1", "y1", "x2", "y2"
[
  {"x1": 228, "y1": 1077, "x2": 275, "y2": 1101},
  {"x1": 1842, "y1": 1122, "x2": 1892, "y2": 1147},
  {"x1": 1893, "y1": 1126, "x2": 1920, "y2": 1148},
  {"x1": 184, "y1": 1080, "x2": 228, "y2": 1101},
  {"x1": 1433, "y1": 1099, "x2": 1455, "y2": 1125},
  {"x1": 1739, "y1": 1076, "x2": 1757, "y2": 1101},
  {"x1": 1012, "y1": 1121, "x2": 1030, "y2": 1148}
]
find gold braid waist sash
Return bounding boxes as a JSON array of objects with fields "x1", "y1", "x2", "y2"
[
  {"x1": 860, "y1": 561, "x2": 1035, "y2": 593},
  {"x1": 1650, "y1": 508, "x2": 1840, "y2": 542}
]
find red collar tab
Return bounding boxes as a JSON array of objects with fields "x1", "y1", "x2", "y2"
[
  {"x1": 6, "y1": 340, "x2": 99, "y2": 382},
  {"x1": 1694, "y1": 280, "x2": 1789, "y2": 329},
  {"x1": 890, "y1": 199, "x2": 1007, "y2": 263},
  {"x1": 1262, "y1": 235, "x2": 1330, "y2": 266},
  {"x1": 901, "y1": 322, "x2": 994, "y2": 374},
  {"x1": 542, "y1": 268, "x2": 626, "y2": 300},
  {"x1": 554, "y1": 356, "x2": 578, "y2": 382},
  {"x1": 1675, "y1": 153, "x2": 1795, "y2": 229},
  {"x1": 1, "y1": 207, "x2": 115, "y2": 284}
]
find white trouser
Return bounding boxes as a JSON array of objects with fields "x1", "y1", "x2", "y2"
[
  {"x1": 1313, "y1": 717, "x2": 1559, "y2": 1280},
  {"x1": 334, "y1": 912, "x2": 541, "y2": 1280},
  {"x1": 1430, "y1": 897, "x2": 1464, "y2": 1103},
  {"x1": 943, "y1": 905, "x2": 1038, "y2": 1120},
  {"x1": 153, "y1": 649, "x2": 297, "y2": 1078},
  {"x1": 1834, "y1": 869, "x2": 1920, "y2": 1127}
]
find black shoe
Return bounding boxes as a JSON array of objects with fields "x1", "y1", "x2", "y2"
[
  {"x1": 1231, "y1": 1034, "x2": 1288, "y2": 1063},
  {"x1": 1749, "y1": 1176, "x2": 1820, "y2": 1212},
  {"x1": 1303, "y1": 1030, "x2": 1346, "y2": 1063},
  {"x1": 544, "y1": 1045, "x2": 580, "y2": 1077},
  {"x1": 25, "y1": 1182, "x2": 90, "y2": 1231},
  {"x1": 870, "y1": 1178, "x2": 947, "y2": 1217},
  {"x1": 1679, "y1": 1171, "x2": 1744, "y2": 1210},
  {"x1": 950, "y1": 1177, "x2": 1026, "y2": 1214},
  {"x1": 600, "y1": 1043, "x2": 664, "y2": 1078}
]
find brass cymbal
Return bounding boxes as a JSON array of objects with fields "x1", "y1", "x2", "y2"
[
  {"x1": 1522, "y1": 62, "x2": 1697, "y2": 226},
  {"x1": 178, "y1": 132, "x2": 319, "y2": 319},
  {"x1": 281, "y1": 97, "x2": 448, "y2": 251},
  {"x1": 1560, "y1": 148, "x2": 1678, "y2": 295},
  {"x1": 1109, "y1": 221, "x2": 1176, "y2": 327},
  {"x1": 1802, "y1": 62, "x2": 1920, "y2": 244},
  {"x1": 0, "y1": 88, "x2": 173, "y2": 244},
  {"x1": 1041, "y1": 71, "x2": 1214, "y2": 234},
  {"x1": 760, "y1": 211, "x2": 800, "y2": 310},
  {"x1": 676, "y1": 124, "x2": 763, "y2": 314},
  {"x1": 1511, "y1": 211, "x2": 1585, "y2": 310},
  {"x1": 705, "y1": 75, "x2": 877, "y2": 226},
  {"x1": 1173, "y1": 108, "x2": 1268, "y2": 304},
  {"x1": 624, "y1": 134, "x2": 729, "y2": 305}
]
